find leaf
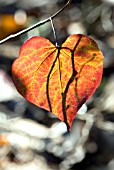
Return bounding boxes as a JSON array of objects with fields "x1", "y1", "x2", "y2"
[
  {"x1": 12, "y1": 34, "x2": 104, "y2": 131},
  {"x1": 0, "y1": 134, "x2": 9, "y2": 145}
]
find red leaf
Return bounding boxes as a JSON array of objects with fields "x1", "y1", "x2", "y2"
[{"x1": 12, "y1": 34, "x2": 104, "y2": 131}]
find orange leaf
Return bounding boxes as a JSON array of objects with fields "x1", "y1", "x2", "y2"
[
  {"x1": 12, "y1": 34, "x2": 104, "y2": 131},
  {"x1": 0, "y1": 134, "x2": 9, "y2": 145}
]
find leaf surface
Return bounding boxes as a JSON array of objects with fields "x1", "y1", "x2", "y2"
[{"x1": 12, "y1": 34, "x2": 104, "y2": 130}]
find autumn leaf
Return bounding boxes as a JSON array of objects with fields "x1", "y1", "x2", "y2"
[{"x1": 12, "y1": 34, "x2": 104, "y2": 131}]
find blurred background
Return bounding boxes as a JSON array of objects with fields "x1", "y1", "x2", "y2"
[{"x1": 0, "y1": 0, "x2": 114, "y2": 169}]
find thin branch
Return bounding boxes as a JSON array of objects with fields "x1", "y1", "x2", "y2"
[{"x1": 0, "y1": 0, "x2": 71, "y2": 44}]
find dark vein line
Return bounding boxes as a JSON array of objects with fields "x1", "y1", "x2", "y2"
[
  {"x1": 73, "y1": 35, "x2": 83, "y2": 51},
  {"x1": 31, "y1": 50, "x2": 56, "y2": 101},
  {"x1": 57, "y1": 48, "x2": 63, "y2": 91},
  {"x1": 74, "y1": 77, "x2": 80, "y2": 108},
  {"x1": 61, "y1": 35, "x2": 83, "y2": 132},
  {"x1": 46, "y1": 48, "x2": 59, "y2": 112},
  {"x1": 74, "y1": 53, "x2": 96, "y2": 109},
  {"x1": 62, "y1": 54, "x2": 77, "y2": 132},
  {"x1": 78, "y1": 53, "x2": 96, "y2": 74}
]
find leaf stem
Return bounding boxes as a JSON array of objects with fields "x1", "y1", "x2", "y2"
[
  {"x1": 50, "y1": 17, "x2": 59, "y2": 47},
  {"x1": 0, "y1": 0, "x2": 71, "y2": 44}
]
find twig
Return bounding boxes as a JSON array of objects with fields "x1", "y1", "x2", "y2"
[{"x1": 0, "y1": 0, "x2": 71, "y2": 44}]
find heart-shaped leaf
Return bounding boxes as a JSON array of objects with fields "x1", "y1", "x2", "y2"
[{"x1": 12, "y1": 34, "x2": 104, "y2": 130}]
